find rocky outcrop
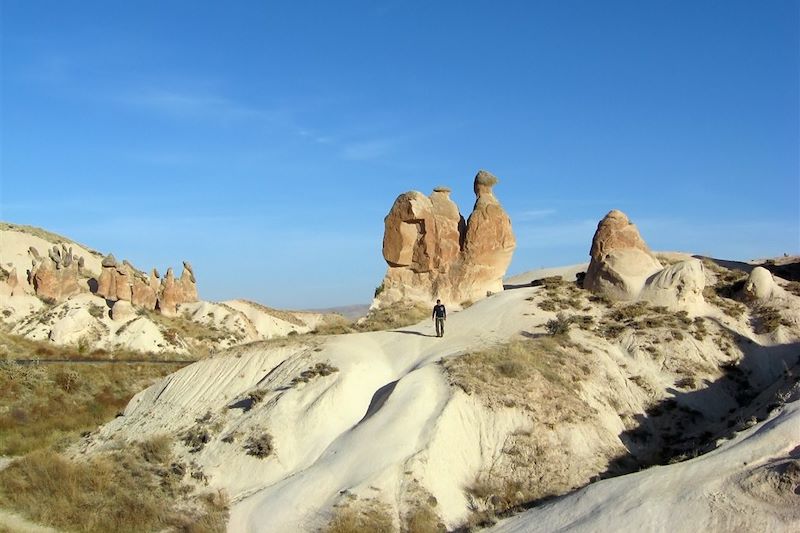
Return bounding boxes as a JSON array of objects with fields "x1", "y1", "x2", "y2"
[
  {"x1": 110, "y1": 300, "x2": 135, "y2": 322},
  {"x1": 94, "y1": 255, "x2": 196, "y2": 314},
  {"x1": 28, "y1": 245, "x2": 84, "y2": 302},
  {"x1": 1, "y1": 267, "x2": 22, "y2": 298},
  {"x1": 584, "y1": 210, "x2": 663, "y2": 301},
  {"x1": 131, "y1": 272, "x2": 158, "y2": 310},
  {"x1": 742, "y1": 266, "x2": 782, "y2": 302},
  {"x1": 375, "y1": 170, "x2": 516, "y2": 307},
  {"x1": 639, "y1": 259, "x2": 706, "y2": 309},
  {"x1": 156, "y1": 263, "x2": 198, "y2": 316}
]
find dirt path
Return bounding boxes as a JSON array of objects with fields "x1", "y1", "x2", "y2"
[{"x1": 0, "y1": 509, "x2": 61, "y2": 533}]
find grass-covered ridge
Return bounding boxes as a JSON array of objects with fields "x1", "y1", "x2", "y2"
[{"x1": 0, "y1": 332, "x2": 187, "y2": 455}]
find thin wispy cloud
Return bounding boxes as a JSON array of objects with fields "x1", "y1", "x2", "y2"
[
  {"x1": 118, "y1": 89, "x2": 272, "y2": 122},
  {"x1": 340, "y1": 139, "x2": 396, "y2": 161},
  {"x1": 516, "y1": 208, "x2": 557, "y2": 221}
]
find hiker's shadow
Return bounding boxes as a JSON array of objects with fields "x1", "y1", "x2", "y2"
[{"x1": 390, "y1": 330, "x2": 437, "y2": 338}]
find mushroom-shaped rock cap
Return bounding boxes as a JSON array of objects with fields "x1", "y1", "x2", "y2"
[
  {"x1": 474, "y1": 170, "x2": 499, "y2": 196},
  {"x1": 432, "y1": 186, "x2": 451, "y2": 193},
  {"x1": 603, "y1": 209, "x2": 629, "y2": 223},
  {"x1": 101, "y1": 254, "x2": 117, "y2": 268}
]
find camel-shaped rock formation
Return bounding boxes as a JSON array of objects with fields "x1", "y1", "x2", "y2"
[{"x1": 375, "y1": 170, "x2": 516, "y2": 307}]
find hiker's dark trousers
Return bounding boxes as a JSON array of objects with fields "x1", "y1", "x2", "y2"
[{"x1": 435, "y1": 317, "x2": 445, "y2": 337}]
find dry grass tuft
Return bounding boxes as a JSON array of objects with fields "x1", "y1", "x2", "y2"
[
  {"x1": 325, "y1": 499, "x2": 394, "y2": 533},
  {"x1": 0, "y1": 438, "x2": 228, "y2": 532},
  {"x1": 402, "y1": 503, "x2": 444, "y2": 533},
  {"x1": 244, "y1": 432, "x2": 274, "y2": 458}
]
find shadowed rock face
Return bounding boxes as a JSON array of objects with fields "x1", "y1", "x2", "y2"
[
  {"x1": 584, "y1": 210, "x2": 663, "y2": 301},
  {"x1": 376, "y1": 170, "x2": 516, "y2": 307}
]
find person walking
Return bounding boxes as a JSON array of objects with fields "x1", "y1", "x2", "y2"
[{"x1": 432, "y1": 299, "x2": 447, "y2": 338}]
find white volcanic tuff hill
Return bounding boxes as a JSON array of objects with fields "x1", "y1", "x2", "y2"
[
  {"x1": 0, "y1": 224, "x2": 337, "y2": 354},
  {"x1": 77, "y1": 263, "x2": 800, "y2": 532},
  {"x1": 0, "y1": 224, "x2": 104, "y2": 282}
]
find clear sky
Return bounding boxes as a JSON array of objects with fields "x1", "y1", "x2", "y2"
[{"x1": 1, "y1": 1, "x2": 798, "y2": 308}]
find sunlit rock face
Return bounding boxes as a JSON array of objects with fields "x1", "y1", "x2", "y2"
[
  {"x1": 584, "y1": 209, "x2": 663, "y2": 301},
  {"x1": 376, "y1": 170, "x2": 516, "y2": 308}
]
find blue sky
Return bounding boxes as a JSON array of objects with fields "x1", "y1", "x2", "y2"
[{"x1": 1, "y1": 1, "x2": 798, "y2": 308}]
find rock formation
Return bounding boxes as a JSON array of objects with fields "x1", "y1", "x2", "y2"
[
  {"x1": 639, "y1": 259, "x2": 706, "y2": 309},
  {"x1": 375, "y1": 170, "x2": 515, "y2": 307},
  {"x1": 28, "y1": 245, "x2": 84, "y2": 302},
  {"x1": 0, "y1": 266, "x2": 22, "y2": 298},
  {"x1": 584, "y1": 210, "x2": 663, "y2": 301},
  {"x1": 94, "y1": 254, "x2": 196, "y2": 315},
  {"x1": 742, "y1": 266, "x2": 781, "y2": 302},
  {"x1": 110, "y1": 300, "x2": 135, "y2": 322},
  {"x1": 155, "y1": 263, "x2": 198, "y2": 316}
]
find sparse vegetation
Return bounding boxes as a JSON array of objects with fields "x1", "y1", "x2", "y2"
[
  {"x1": 244, "y1": 432, "x2": 274, "y2": 458},
  {"x1": 597, "y1": 302, "x2": 691, "y2": 340},
  {"x1": 752, "y1": 305, "x2": 790, "y2": 334},
  {"x1": 88, "y1": 303, "x2": 108, "y2": 319},
  {"x1": 311, "y1": 303, "x2": 429, "y2": 335},
  {"x1": 290, "y1": 361, "x2": 339, "y2": 386},
  {"x1": 0, "y1": 222, "x2": 102, "y2": 254},
  {"x1": 247, "y1": 388, "x2": 268, "y2": 404},
  {"x1": 543, "y1": 313, "x2": 594, "y2": 336},
  {"x1": 691, "y1": 317, "x2": 708, "y2": 341},
  {"x1": 0, "y1": 327, "x2": 191, "y2": 362},
  {"x1": 325, "y1": 499, "x2": 394, "y2": 533},
  {"x1": 785, "y1": 281, "x2": 800, "y2": 297},
  {"x1": 545, "y1": 313, "x2": 573, "y2": 336},
  {"x1": 181, "y1": 411, "x2": 226, "y2": 453},
  {"x1": 0, "y1": 438, "x2": 229, "y2": 532},
  {"x1": 533, "y1": 276, "x2": 586, "y2": 313},
  {"x1": 144, "y1": 309, "x2": 233, "y2": 356},
  {"x1": 357, "y1": 303, "x2": 430, "y2": 332},
  {"x1": 0, "y1": 354, "x2": 185, "y2": 455},
  {"x1": 441, "y1": 337, "x2": 591, "y2": 414}
]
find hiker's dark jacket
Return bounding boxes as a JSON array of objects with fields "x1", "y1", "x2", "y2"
[{"x1": 432, "y1": 304, "x2": 447, "y2": 319}]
